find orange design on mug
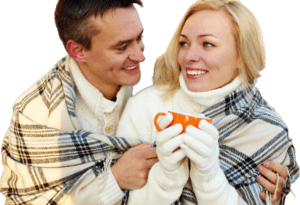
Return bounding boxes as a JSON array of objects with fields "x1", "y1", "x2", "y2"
[{"x1": 154, "y1": 111, "x2": 212, "y2": 133}]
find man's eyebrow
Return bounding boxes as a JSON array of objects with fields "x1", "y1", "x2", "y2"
[{"x1": 111, "y1": 29, "x2": 144, "y2": 48}]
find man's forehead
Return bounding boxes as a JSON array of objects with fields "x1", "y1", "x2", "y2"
[
  {"x1": 91, "y1": 6, "x2": 140, "y2": 29},
  {"x1": 90, "y1": 6, "x2": 143, "y2": 45}
]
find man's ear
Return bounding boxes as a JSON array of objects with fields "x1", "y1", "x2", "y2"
[{"x1": 67, "y1": 40, "x2": 86, "y2": 63}]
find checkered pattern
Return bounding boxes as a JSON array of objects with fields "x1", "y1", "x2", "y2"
[
  {"x1": 203, "y1": 86, "x2": 299, "y2": 204},
  {"x1": 0, "y1": 57, "x2": 142, "y2": 204},
  {"x1": 0, "y1": 57, "x2": 202, "y2": 205},
  {"x1": 169, "y1": 84, "x2": 299, "y2": 204},
  {"x1": 0, "y1": 55, "x2": 298, "y2": 204}
]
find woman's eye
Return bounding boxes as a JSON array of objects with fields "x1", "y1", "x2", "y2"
[
  {"x1": 203, "y1": 42, "x2": 214, "y2": 47},
  {"x1": 179, "y1": 42, "x2": 188, "y2": 47}
]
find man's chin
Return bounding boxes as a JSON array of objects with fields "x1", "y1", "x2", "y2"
[
  {"x1": 122, "y1": 75, "x2": 141, "y2": 87},
  {"x1": 129, "y1": 77, "x2": 141, "y2": 86}
]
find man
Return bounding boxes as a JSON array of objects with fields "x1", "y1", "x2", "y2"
[{"x1": 0, "y1": 0, "x2": 158, "y2": 204}]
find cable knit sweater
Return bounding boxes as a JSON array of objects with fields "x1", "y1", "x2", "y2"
[
  {"x1": 70, "y1": 57, "x2": 133, "y2": 205},
  {"x1": 117, "y1": 73, "x2": 299, "y2": 204},
  {"x1": 116, "y1": 74, "x2": 242, "y2": 204}
]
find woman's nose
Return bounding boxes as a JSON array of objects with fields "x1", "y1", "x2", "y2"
[{"x1": 185, "y1": 47, "x2": 201, "y2": 63}]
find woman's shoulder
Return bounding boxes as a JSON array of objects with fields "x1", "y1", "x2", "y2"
[
  {"x1": 124, "y1": 85, "x2": 173, "y2": 121},
  {"x1": 254, "y1": 98, "x2": 288, "y2": 131},
  {"x1": 129, "y1": 85, "x2": 167, "y2": 103},
  {"x1": 231, "y1": 85, "x2": 288, "y2": 131}
]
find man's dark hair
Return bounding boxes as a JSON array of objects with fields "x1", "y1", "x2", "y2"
[{"x1": 55, "y1": 0, "x2": 143, "y2": 51}]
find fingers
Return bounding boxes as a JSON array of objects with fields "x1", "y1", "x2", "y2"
[
  {"x1": 198, "y1": 120, "x2": 219, "y2": 140},
  {"x1": 259, "y1": 191, "x2": 281, "y2": 203},
  {"x1": 166, "y1": 149, "x2": 186, "y2": 163},
  {"x1": 156, "y1": 123, "x2": 183, "y2": 146},
  {"x1": 262, "y1": 160, "x2": 289, "y2": 180},
  {"x1": 257, "y1": 161, "x2": 286, "y2": 203},
  {"x1": 130, "y1": 143, "x2": 158, "y2": 159},
  {"x1": 159, "y1": 134, "x2": 184, "y2": 156},
  {"x1": 180, "y1": 144, "x2": 203, "y2": 165},
  {"x1": 145, "y1": 157, "x2": 159, "y2": 169},
  {"x1": 186, "y1": 125, "x2": 214, "y2": 148},
  {"x1": 257, "y1": 174, "x2": 277, "y2": 193},
  {"x1": 130, "y1": 142, "x2": 151, "y2": 150},
  {"x1": 258, "y1": 164, "x2": 279, "y2": 185},
  {"x1": 142, "y1": 147, "x2": 158, "y2": 159},
  {"x1": 157, "y1": 113, "x2": 173, "y2": 130},
  {"x1": 259, "y1": 191, "x2": 267, "y2": 201},
  {"x1": 182, "y1": 134, "x2": 211, "y2": 158},
  {"x1": 257, "y1": 174, "x2": 283, "y2": 202}
]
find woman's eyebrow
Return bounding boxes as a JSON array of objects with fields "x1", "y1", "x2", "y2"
[{"x1": 180, "y1": 33, "x2": 217, "y2": 39}]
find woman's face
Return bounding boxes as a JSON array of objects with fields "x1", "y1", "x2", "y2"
[{"x1": 178, "y1": 9, "x2": 240, "y2": 92}]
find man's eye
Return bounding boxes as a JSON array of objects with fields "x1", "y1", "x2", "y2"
[
  {"x1": 137, "y1": 35, "x2": 144, "y2": 41},
  {"x1": 118, "y1": 45, "x2": 128, "y2": 51}
]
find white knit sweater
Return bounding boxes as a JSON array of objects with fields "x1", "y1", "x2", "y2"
[
  {"x1": 70, "y1": 57, "x2": 133, "y2": 205},
  {"x1": 116, "y1": 74, "x2": 244, "y2": 205}
]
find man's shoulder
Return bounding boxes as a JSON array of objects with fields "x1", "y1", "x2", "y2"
[{"x1": 13, "y1": 56, "x2": 71, "y2": 110}]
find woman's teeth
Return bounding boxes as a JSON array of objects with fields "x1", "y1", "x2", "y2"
[{"x1": 187, "y1": 70, "x2": 206, "y2": 75}]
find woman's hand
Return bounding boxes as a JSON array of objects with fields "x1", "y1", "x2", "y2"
[
  {"x1": 180, "y1": 120, "x2": 240, "y2": 204},
  {"x1": 156, "y1": 124, "x2": 186, "y2": 172},
  {"x1": 154, "y1": 113, "x2": 189, "y2": 190},
  {"x1": 257, "y1": 160, "x2": 289, "y2": 203},
  {"x1": 156, "y1": 113, "x2": 186, "y2": 172},
  {"x1": 180, "y1": 120, "x2": 220, "y2": 175}
]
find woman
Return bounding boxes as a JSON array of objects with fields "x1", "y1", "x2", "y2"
[{"x1": 116, "y1": 0, "x2": 299, "y2": 204}]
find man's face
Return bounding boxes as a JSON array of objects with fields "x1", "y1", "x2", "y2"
[{"x1": 80, "y1": 6, "x2": 145, "y2": 97}]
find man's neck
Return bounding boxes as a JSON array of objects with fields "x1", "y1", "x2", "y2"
[
  {"x1": 101, "y1": 85, "x2": 120, "y2": 101},
  {"x1": 87, "y1": 76, "x2": 120, "y2": 100}
]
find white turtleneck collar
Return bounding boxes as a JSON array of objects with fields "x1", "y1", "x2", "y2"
[
  {"x1": 179, "y1": 73, "x2": 241, "y2": 108},
  {"x1": 68, "y1": 56, "x2": 133, "y2": 134},
  {"x1": 70, "y1": 57, "x2": 131, "y2": 112}
]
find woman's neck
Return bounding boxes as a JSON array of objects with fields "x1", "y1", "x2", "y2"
[{"x1": 179, "y1": 73, "x2": 242, "y2": 108}]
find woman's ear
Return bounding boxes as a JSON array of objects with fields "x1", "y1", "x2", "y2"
[{"x1": 67, "y1": 40, "x2": 86, "y2": 63}]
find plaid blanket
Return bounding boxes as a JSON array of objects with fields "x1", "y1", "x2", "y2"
[
  {"x1": 0, "y1": 56, "x2": 299, "y2": 205},
  {"x1": 0, "y1": 57, "x2": 143, "y2": 204},
  {"x1": 201, "y1": 85, "x2": 299, "y2": 204}
]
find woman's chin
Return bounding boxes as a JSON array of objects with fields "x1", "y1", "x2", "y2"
[{"x1": 186, "y1": 84, "x2": 209, "y2": 92}]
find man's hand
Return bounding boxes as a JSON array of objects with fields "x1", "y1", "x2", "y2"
[
  {"x1": 257, "y1": 160, "x2": 289, "y2": 203},
  {"x1": 111, "y1": 143, "x2": 158, "y2": 190}
]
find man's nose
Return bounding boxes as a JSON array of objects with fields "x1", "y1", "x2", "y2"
[{"x1": 129, "y1": 41, "x2": 145, "y2": 62}]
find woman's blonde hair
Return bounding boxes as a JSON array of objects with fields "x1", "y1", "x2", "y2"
[{"x1": 153, "y1": 0, "x2": 265, "y2": 98}]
